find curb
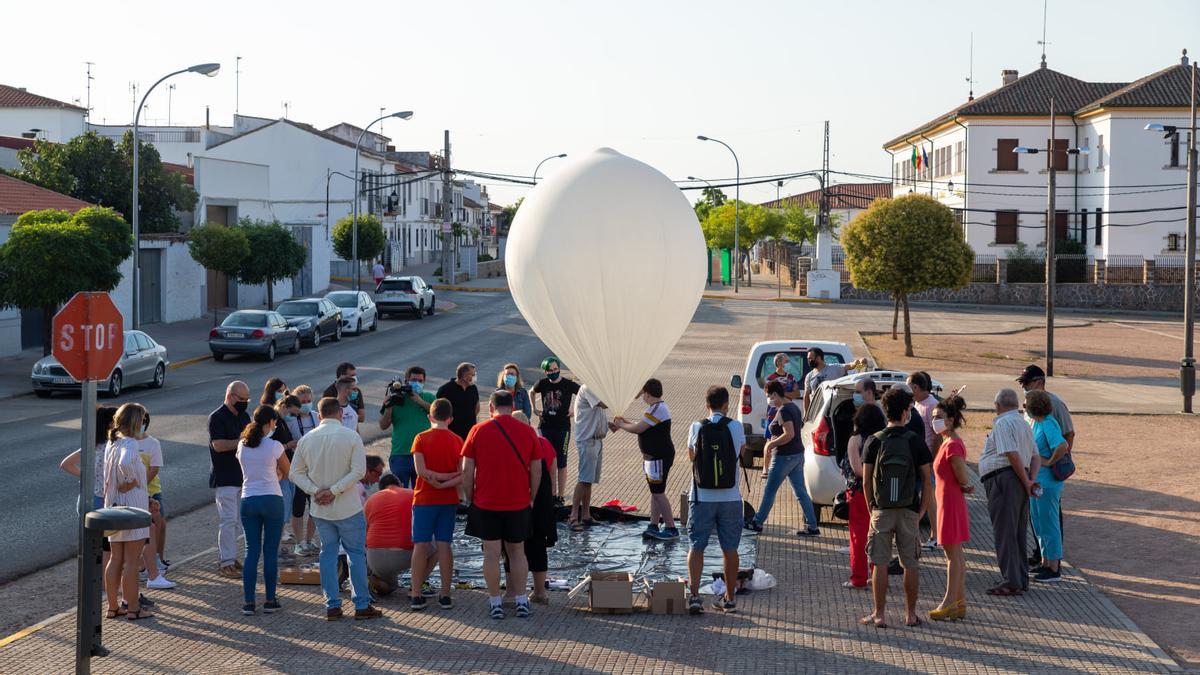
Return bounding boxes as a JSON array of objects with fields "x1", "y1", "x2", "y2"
[
  {"x1": 169, "y1": 355, "x2": 211, "y2": 370},
  {"x1": 432, "y1": 285, "x2": 509, "y2": 293},
  {"x1": 701, "y1": 294, "x2": 832, "y2": 304}
]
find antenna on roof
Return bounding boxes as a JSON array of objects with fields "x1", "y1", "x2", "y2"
[
  {"x1": 1037, "y1": 0, "x2": 1050, "y2": 69},
  {"x1": 282, "y1": 101, "x2": 290, "y2": 119},
  {"x1": 966, "y1": 33, "x2": 976, "y2": 100},
  {"x1": 235, "y1": 55, "x2": 242, "y2": 115},
  {"x1": 129, "y1": 82, "x2": 139, "y2": 124},
  {"x1": 84, "y1": 61, "x2": 94, "y2": 120}
]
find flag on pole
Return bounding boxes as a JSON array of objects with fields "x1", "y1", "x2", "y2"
[
  {"x1": 921, "y1": 147, "x2": 930, "y2": 172},
  {"x1": 910, "y1": 145, "x2": 918, "y2": 169}
]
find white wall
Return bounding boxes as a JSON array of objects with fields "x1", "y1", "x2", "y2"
[
  {"x1": 111, "y1": 240, "x2": 205, "y2": 328},
  {"x1": 0, "y1": 107, "x2": 85, "y2": 143},
  {"x1": 0, "y1": 223, "x2": 20, "y2": 356}
]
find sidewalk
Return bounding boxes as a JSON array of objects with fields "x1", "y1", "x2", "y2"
[{"x1": 936, "y1": 371, "x2": 1184, "y2": 415}]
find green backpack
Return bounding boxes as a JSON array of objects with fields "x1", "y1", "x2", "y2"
[{"x1": 869, "y1": 429, "x2": 917, "y2": 509}]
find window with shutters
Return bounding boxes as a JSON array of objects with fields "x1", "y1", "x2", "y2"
[
  {"x1": 995, "y1": 210, "x2": 1018, "y2": 244},
  {"x1": 1097, "y1": 135, "x2": 1105, "y2": 169},
  {"x1": 1167, "y1": 233, "x2": 1184, "y2": 252},
  {"x1": 1095, "y1": 208, "x2": 1103, "y2": 245},
  {"x1": 1082, "y1": 137, "x2": 1090, "y2": 171},
  {"x1": 1053, "y1": 139, "x2": 1069, "y2": 171},
  {"x1": 1170, "y1": 135, "x2": 1180, "y2": 167},
  {"x1": 1054, "y1": 210, "x2": 1068, "y2": 241},
  {"x1": 1080, "y1": 210, "x2": 1089, "y2": 243},
  {"x1": 997, "y1": 139, "x2": 1019, "y2": 171},
  {"x1": 955, "y1": 141, "x2": 964, "y2": 174}
]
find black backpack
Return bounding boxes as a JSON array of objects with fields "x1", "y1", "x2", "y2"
[
  {"x1": 869, "y1": 429, "x2": 917, "y2": 509},
  {"x1": 694, "y1": 417, "x2": 737, "y2": 490}
]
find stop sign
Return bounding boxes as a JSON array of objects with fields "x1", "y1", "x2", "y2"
[{"x1": 52, "y1": 292, "x2": 124, "y2": 382}]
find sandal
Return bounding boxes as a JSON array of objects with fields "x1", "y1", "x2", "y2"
[
  {"x1": 569, "y1": 521, "x2": 584, "y2": 532},
  {"x1": 126, "y1": 608, "x2": 154, "y2": 621},
  {"x1": 105, "y1": 608, "x2": 127, "y2": 619},
  {"x1": 859, "y1": 614, "x2": 887, "y2": 628},
  {"x1": 986, "y1": 585, "x2": 1022, "y2": 596},
  {"x1": 905, "y1": 616, "x2": 923, "y2": 627},
  {"x1": 581, "y1": 519, "x2": 596, "y2": 528}
]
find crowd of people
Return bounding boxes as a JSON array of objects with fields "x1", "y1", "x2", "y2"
[{"x1": 60, "y1": 348, "x2": 1074, "y2": 626}]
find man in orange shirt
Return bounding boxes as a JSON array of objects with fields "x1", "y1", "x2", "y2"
[
  {"x1": 363, "y1": 473, "x2": 415, "y2": 597},
  {"x1": 462, "y1": 390, "x2": 541, "y2": 620},
  {"x1": 410, "y1": 399, "x2": 464, "y2": 611}
]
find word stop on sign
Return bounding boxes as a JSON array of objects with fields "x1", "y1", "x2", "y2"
[{"x1": 58, "y1": 322, "x2": 121, "y2": 353}]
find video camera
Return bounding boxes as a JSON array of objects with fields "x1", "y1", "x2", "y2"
[{"x1": 381, "y1": 379, "x2": 413, "y2": 413}]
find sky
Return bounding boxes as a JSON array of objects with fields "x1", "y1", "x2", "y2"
[{"x1": 3, "y1": 0, "x2": 1197, "y2": 206}]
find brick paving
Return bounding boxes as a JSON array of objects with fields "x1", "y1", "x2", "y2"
[{"x1": 0, "y1": 299, "x2": 1181, "y2": 673}]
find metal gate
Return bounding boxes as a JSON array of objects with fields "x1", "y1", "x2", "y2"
[
  {"x1": 291, "y1": 226, "x2": 312, "y2": 298},
  {"x1": 20, "y1": 308, "x2": 45, "y2": 350},
  {"x1": 140, "y1": 248, "x2": 163, "y2": 324}
]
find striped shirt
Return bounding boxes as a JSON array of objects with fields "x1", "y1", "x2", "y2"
[{"x1": 979, "y1": 410, "x2": 1037, "y2": 477}]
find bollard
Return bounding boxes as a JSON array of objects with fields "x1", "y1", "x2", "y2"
[
  {"x1": 1181, "y1": 358, "x2": 1196, "y2": 414},
  {"x1": 77, "y1": 507, "x2": 151, "y2": 674}
]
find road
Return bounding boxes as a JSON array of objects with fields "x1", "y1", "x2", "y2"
[{"x1": 2, "y1": 291, "x2": 552, "y2": 583}]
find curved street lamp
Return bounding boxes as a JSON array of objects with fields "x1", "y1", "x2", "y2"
[
  {"x1": 353, "y1": 111, "x2": 413, "y2": 291},
  {"x1": 532, "y1": 153, "x2": 567, "y2": 184},
  {"x1": 698, "y1": 135, "x2": 740, "y2": 292},
  {"x1": 131, "y1": 62, "x2": 219, "y2": 329}
]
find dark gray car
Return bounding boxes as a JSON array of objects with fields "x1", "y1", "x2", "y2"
[
  {"x1": 209, "y1": 310, "x2": 300, "y2": 362},
  {"x1": 276, "y1": 298, "x2": 342, "y2": 347}
]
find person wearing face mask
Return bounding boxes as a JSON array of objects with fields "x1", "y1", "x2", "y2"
[
  {"x1": 335, "y1": 377, "x2": 361, "y2": 434},
  {"x1": 138, "y1": 411, "x2": 176, "y2": 590},
  {"x1": 437, "y1": 362, "x2": 481, "y2": 441},
  {"x1": 803, "y1": 347, "x2": 866, "y2": 415},
  {"x1": 272, "y1": 395, "x2": 301, "y2": 543},
  {"x1": 1015, "y1": 364, "x2": 1074, "y2": 567},
  {"x1": 852, "y1": 378, "x2": 881, "y2": 410},
  {"x1": 209, "y1": 380, "x2": 251, "y2": 578},
  {"x1": 285, "y1": 385, "x2": 321, "y2": 555},
  {"x1": 496, "y1": 363, "x2": 532, "y2": 418},
  {"x1": 380, "y1": 366, "x2": 435, "y2": 488},
  {"x1": 236, "y1": 405, "x2": 290, "y2": 616},
  {"x1": 746, "y1": 380, "x2": 817, "y2": 536},
  {"x1": 929, "y1": 396, "x2": 972, "y2": 621},
  {"x1": 325, "y1": 362, "x2": 365, "y2": 421},
  {"x1": 260, "y1": 378, "x2": 288, "y2": 407},
  {"x1": 531, "y1": 357, "x2": 582, "y2": 503},
  {"x1": 980, "y1": 388, "x2": 1039, "y2": 596}
]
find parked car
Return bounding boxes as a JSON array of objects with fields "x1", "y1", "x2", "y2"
[
  {"x1": 325, "y1": 290, "x2": 378, "y2": 335},
  {"x1": 32, "y1": 330, "x2": 168, "y2": 398},
  {"x1": 730, "y1": 340, "x2": 856, "y2": 461},
  {"x1": 276, "y1": 298, "x2": 342, "y2": 347},
  {"x1": 801, "y1": 370, "x2": 943, "y2": 518},
  {"x1": 375, "y1": 276, "x2": 435, "y2": 319},
  {"x1": 209, "y1": 310, "x2": 300, "y2": 362}
]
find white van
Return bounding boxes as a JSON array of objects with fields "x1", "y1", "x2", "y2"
[{"x1": 730, "y1": 340, "x2": 856, "y2": 461}]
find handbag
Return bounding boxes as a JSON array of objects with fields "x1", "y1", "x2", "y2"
[
  {"x1": 831, "y1": 490, "x2": 850, "y2": 521},
  {"x1": 1050, "y1": 451, "x2": 1076, "y2": 481}
]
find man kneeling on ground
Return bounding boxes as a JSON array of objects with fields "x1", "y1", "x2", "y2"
[{"x1": 363, "y1": 473, "x2": 416, "y2": 597}]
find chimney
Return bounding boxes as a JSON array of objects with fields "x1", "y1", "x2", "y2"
[
  {"x1": 205, "y1": 105, "x2": 210, "y2": 129},
  {"x1": 1001, "y1": 69, "x2": 1019, "y2": 86},
  {"x1": 1182, "y1": 49, "x2": 1189, "y2": 67}
]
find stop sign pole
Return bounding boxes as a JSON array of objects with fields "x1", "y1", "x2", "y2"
[{"x1": 53, "y1": 293, "x2": 123, "y2": 674}]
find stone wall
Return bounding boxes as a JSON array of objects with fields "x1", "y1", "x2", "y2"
[{"x1": 839, "y1": 282, "x2": 1194, "y2": 313}]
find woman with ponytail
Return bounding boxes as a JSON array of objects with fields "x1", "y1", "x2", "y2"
[
  {"x1": 237, "y1": 405, "x2": 290, "y2": 616},
  {"x1": 928, "y1": 395, "x2": 972, "y2": 622}
]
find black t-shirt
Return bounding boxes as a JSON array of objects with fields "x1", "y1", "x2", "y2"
[
  {"x1": 208, "y1": 404, "x2": 250, "y2": 488},
  {"x1": 324, "y1": 382, "x2": 365, "y2": 415},
  {"x1": 769, "y1": 402, "x2": 804, "y2": 455},
  {"x1": 531, "y1": 378, "x2": 581, "y2": 431},
  {"x1": 271, "y1": 419, "x2": 295, "y2": 461},
  {"x1": 436, "y1": 380, "x2": 480, "y2": 440},
  {"x1": 862, "y1": 426, "x2": 932, "y2": 512},
  {"x1": 905, "y1": 409, "x2": 926, "y2": 441}
]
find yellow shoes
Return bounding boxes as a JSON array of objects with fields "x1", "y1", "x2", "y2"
[{"x1": 929, "y1": 601, "x2": 967, "y2": 622}]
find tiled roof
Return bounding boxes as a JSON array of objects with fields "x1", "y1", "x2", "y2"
[
  {"x1": 1077, "y1": 64, "x2": 1197, "y2": 113},
  {"x1": 208, "y1": 119, "x2": 389, "y2": 160},
  {"x1": 162, "y1": 161, "x2": 195, "y2": 185},
  {"x1": 0, "y1": 174, "x2": 95, "y2": 215},
  {"x1": 761, "y1": 182, "x2": 892, "y2": 210},
  {"x1": 0, "y1": 135, "x2": 36, "y2": 151},
  {"x1": 0, "y1": 84, "x2": 86, "y2": 111},
  {"x1": 463, "y1": 196, "x2": 481, "y2": 209}
]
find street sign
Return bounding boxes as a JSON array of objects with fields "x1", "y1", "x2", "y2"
[{"x1": 53, "y1": 293, "x2": 124, "y2": 382}]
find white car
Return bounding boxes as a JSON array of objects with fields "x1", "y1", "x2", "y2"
[
  {"x1": 801, "y1": 370, "x2": 943, "y2": 518},
  {"x1": 374, "y1": 276, "x2": 436, "y2": 319},
  {"x1": 325, "y1": 290, "x2": 378, "y2": 335},
  {"x1": 730, "y1": 340, "x2": 856, "y2": 460}
]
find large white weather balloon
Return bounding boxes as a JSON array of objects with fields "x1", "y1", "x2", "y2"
[{"x1": 506, "y1": 147, "x2": 707, "y2": 408}]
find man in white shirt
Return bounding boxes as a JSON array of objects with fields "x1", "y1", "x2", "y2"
[
  {"x1": 569, "y1": 385, "x2": 609, "y2": 529},
  {"x1": 979, "y1": 388, "x2": 1040, "y2": 595},
  {"x1": 290, "y1": 397, "x2": 381, "y2": 621},
  {"x1": 372, "y1": 261, "x2": 386, "y2": 287},
  {"x1": 335, "y1": 377, "x2": 360, "y2": 434}
]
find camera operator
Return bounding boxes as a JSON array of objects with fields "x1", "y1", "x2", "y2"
[{"x1": 379, "y1": 366, "x2": 435, "y2": 488}]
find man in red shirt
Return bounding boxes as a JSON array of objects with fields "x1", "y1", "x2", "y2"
[
  {"x1": 462, "y1": 390, "x2": 541, "y2": 620},
  {"x1": 363, "y1": 474, "x2": 415, "y2": 596}
]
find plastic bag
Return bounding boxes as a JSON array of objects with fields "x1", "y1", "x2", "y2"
[{"x1": 746, "y1": 568, "x2": 776, "y2": 591}]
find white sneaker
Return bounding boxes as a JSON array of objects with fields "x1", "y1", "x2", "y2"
[
  {"x1": 305, "y1": 542, "x2": 322, "y2": 555},
  {"x1": 146, "y1": 575, "x2": 177, "y2": 590},
  {"x1": 293, "y1": 544, "x2": 309, "y2": 556},
  {"x1": 281, "y1": 531, "x2": 295, "y2": 544}
]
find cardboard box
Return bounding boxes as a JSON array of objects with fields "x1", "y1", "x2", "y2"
[
  {"x1": 588, "y1": 571, "x2": 633, "y2": 613},
  {"x1": 650, "y1": 581, "x2": 687, "y2": 615},
  {"x1": 279, "y1": 565, "x2": 321, "y2": 585}
]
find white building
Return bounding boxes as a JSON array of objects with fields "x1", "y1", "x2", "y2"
[
  {"x1": 883, "y1": 51, "x2": 1197, "y2": 259},
  {"x1": 0, "y1": 84, "x2": 85, "y2": 143}
]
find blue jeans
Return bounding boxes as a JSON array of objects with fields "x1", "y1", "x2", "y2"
[
  {"x1": 279, "y1": 479, "x2": 296, "y2": 523},
  {"x1": 389, "y1": 454, "x2": 416, "y2": 489},
  {"x1": 314, "y1": 512, "x2": 370, "y2": 610},
  {"x1": 753, "y1": 452, "x2": 817, "y2": 530},
  {"x1": 240, "y1": 494, "x2": 284, "y2": 605}
]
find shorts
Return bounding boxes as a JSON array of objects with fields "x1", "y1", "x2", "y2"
[
  {"x1": 366, "y1": 548, "x2": 413, "y2": 582},
  {"x1": 687, "y1": 500, "x2": 743, "y2": 551},
  {"x1": 465, "y1": 505, "x2": 531, "y2": 544},
  {"x1": 867, "y1": 508, "x2": 921, "y2": 569},
  {"x1": 292, "y1": 486, "x2": 310, "y2": 519},
  {"x1": 541, "y1": 428, "x2": 570, "y2": 469},
  {"x1": 412, "y1": 504, "x2": 458, "y2": 543},
  {"x1": 644, "y1": 454, "x2": 674, "y2": 495},
  {"x1": 150, "y1": 492, "x2": 166, "y2": 519},
  {"x1": 576, "y1": 438, "x2": 603, "y2": 484}
]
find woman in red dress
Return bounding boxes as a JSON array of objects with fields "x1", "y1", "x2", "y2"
[{"x1": 930, "y1": 395, "x2": 972, "y2": 621}]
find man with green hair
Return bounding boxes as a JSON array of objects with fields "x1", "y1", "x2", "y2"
[{"x1": 531, "y1": 357, "x2": 581, "y2": 502}]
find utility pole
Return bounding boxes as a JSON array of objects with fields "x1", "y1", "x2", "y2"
[
  {"x1": 1045, "y1": 98, "x2": 1057, "y2": 377},
  {"x1": 442, "y1": 130, "x2": 453, "y2": 283},
  {"x1": 235, "y1": 56, "x2": 241, "y2": 115},
  {"x1": 820, "y1": 120, "x2": 831, "y2": 245},
  {"x1": 1183, "y1": 61, "x2": 1198, "y2": 413},
  {"x1": 167, "y1": 84, "x2": 175, "y2": 126}
]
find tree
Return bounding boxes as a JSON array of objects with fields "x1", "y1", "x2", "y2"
[
  {"x1": 234, "y1": 219, "x2": 306, "y2": 310},
  {"x1": 841, "y1": 193, "x2": 973, "y2": 356},
  {"x1": 700, "y1": 200, "x2": 785, "y2": 286},
  {"x1": 693, "y1": 187, "x2": 727, "y2": 222},
  {"x1": 332, "y1": 213, "x2": 386, "y2": 265},
  {"x1": 781, "y1": 204, "x2": 816, "y2": 249},
  {"x1": 498, "y1": 198, "x2": 523, "y2": 236},
  {"x1": 15, "y1": 131, "x2": 197, "y2": 234},
  {"x1": 187, "y1": 222, "x2": 250, "y2": 277},
  {"x1": 0, "y1": 207, "x2": 132, "y2": 354}
]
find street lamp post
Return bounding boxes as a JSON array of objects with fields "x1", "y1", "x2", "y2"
[
  {"x1": 1145, "y1": 60, "x2": 1198, "y2": 413},
  {"x1": 698, "y1": 136, "x2": 740, "y2": 293},
  {"x1": 1014, "y1": 98, "x2": 1088, "y2": 377},
  {"x1": 532, "y1": 153, "x2": 567, "y2": 184},
  {"x1": 131, "y1": 62, "x2": 219, "y2": 330},
  {"x1": 353, "y1": 111, "x2": 412, "y2": 291}
]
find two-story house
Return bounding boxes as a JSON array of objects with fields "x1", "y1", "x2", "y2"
[{"x1": 884, "y1": 51, "x2": 1196, "y2": 260}]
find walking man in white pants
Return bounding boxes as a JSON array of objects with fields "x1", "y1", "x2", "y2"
[{"x1": 209, "y1": 380, "x2": 251, "y2": 578}]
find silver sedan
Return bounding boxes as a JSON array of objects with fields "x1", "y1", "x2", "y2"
[{"x1": 31, "y1": 330, "x2": 169, "y2": 398}]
